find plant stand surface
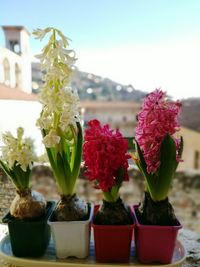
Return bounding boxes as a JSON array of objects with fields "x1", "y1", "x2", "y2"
[{"x1": 0, "y1": 232, "x2": 186, "y2": 267}]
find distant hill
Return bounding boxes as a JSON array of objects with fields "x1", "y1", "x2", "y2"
[
  {"x1": 32, "y1": 62, "x2": 147, "y2": 102},
  {"x1": 32, "y1": 63, "x2": 200, "y2": 132},
  {"x1": 71, "y1": 70, "x2": 147, "y2": 102}
]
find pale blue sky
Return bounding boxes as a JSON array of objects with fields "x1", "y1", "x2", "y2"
[{"x1": 1, "y1": 0, "x2": 200, "y2": 98}]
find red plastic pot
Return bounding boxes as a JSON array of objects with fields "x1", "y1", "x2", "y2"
[
  {"x1": 131, "y1": 205, "x2": 182, "y2": 264},
  {"x1": 92, "y1": 205, "x2": 134, "y2": 263}
]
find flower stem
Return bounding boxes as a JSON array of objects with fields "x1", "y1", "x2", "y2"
[
  {"x1": 53, "y1": 29, "x2": 56, "y2": 48},
  {"x1": 103, "y1": 188, "x2": 120, "y2": 203}
]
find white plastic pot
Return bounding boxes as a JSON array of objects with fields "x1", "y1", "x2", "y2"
[{"x1": 48, "y1": 204, "x2": 93, "y2": 259}]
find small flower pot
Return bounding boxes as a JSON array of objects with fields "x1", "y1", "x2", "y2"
[
  {"x1": 2, "y1": 201, "x2": 55, "y2": 257},
  {"x1": 131, "y1": 205, "x2": 182, "y2": 264},
  {"x1": 92, "y1": 205, "x2": 134, "y2": 263},
  {"x1": 48, "y1": 203, "x2": 93, "y2": 259}
]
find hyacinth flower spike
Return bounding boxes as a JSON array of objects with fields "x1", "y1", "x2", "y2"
[
  {"x1": 0, "y1": 127, "x2": 46, "y2": 220},
  {"x1": 83, "y1": 119, "x2": 132, "y2": 225},
  {"x1": 133, "y1": 89, "x2": 183, "y2": 225},
  {"x1": 33, "y1": 28, "x2": 87, "y2": 221}
]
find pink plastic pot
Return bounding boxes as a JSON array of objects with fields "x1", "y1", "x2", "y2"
[
  {"x1": 92, "y1": 205, "x2": 134, "y2": 263},
  {"x1": 131, "y1": 205, "x2": 182, "y2": 264}
]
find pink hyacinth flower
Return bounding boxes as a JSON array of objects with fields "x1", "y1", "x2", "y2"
[{"x1": 135, "y1": 89, "x2": 181, "y2": 174}]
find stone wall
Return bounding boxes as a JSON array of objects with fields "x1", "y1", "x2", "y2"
[{"x1": 0, "y1": 169, "x2": 15, "y2": 217}]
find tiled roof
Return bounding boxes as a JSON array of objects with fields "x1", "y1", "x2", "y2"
[
  {"x1": 2, "y1": 26, "x2": 30, "y2": 35},
  {"x1": 0, "y1": 84, "x2": 37, "y2": 101}
]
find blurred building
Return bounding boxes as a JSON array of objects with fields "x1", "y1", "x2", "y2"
[
  {"x1": 179, "y1": 127, "x2": 200, "y2": 171},
  {"x1": 0, "y1": 26, "x2": 32, "y2": 93},
  {"x1": 32, "y1": 62, "x2": 43, "y2": 93},
  {"x1": 81, "y1": 101, "x2": 140, "y2": 137},
  {"x1": 0, "y1": 26, "x2": 40, "y2": 155}
]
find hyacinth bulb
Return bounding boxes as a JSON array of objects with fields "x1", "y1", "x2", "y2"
[{"x1": 10, "y1": 189, "x2": 46, "y2": 220}]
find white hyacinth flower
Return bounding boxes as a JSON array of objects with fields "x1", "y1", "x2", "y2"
[
  {"x1": 1, "y1": 128, "x2": 35, "y2": 171},
  {"x1": 33, "y1": 28, "x2": 83, "y2": 196},
  {"x1": 34, "y1": 28, "x2": 80, "y2": 149}
]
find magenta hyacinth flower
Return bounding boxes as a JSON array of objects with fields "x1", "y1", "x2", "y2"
[
  {"x1": 135, "y1": 89, "x2": 181, "y2": 174},
  {"x1": 83, "y1": 119, "x2": 130, "y2": 192}
]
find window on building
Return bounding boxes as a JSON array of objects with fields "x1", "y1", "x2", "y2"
[
  {"x1": 194, "y1": 150, "x2": 200, "y2": 169},
  {"x1": 3, "y1": 58, "x2": 10, "y2": 86},
  {"x1": 15, "y1": 63, "x2": 21, "y2": 88},
  {"x1": 123, "y1": 116, "x2": 127, "y2": 122},
  {"x1": 9, "y1": 40, "x2": 20, "y2": 54}
]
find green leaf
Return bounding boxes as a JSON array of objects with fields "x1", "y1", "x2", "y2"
[
  {"x1": 58, "y1": 151, "x2": 71, "y2": 178},
  {"x1": 0, "y1": 160, "x2": 12, "y2": 178},
  {"x1": 11, "y1": 162, "x2": 30, "y2": 189},
  {"x1": 0, "y1": 160, "x2": 19, "y2": 188},
  {"x1": 116, "y1": 167, "x2": 124, "y2": 187},
  {"x1": 125, "y1": 137, "x2": 135, "y2": 151},
  {"x1": 42, "y1": 129, "x2": 57, "y2": 170},
  {"x1": 71, "y1": 122, "x2": 83, "y2": 180},
  {"x1": 69, "y1": 125, "x2": 77, "y2": 170},
  {"x1": 179, "y1": 136, "x2": 184, "y2": 157},
  {"x1": 0, "y1": 160, "x2": 30, "y2": 189},
  {"x1": 45, "y1": 147, "x2": 57, "y2": 172},
  {"x1": 56, "y1": 152, "x2": 68, "y2": 193},
  {"x1": 103, "y1": 167, "x2": 126, "y2": 203},
  {"x1": 110, "y1": 167, "x2": 124, "y2": 202},
  {"x1": 155, "y1": 134, "x2": 177, "y2": 200},
  {"x1": 56, "y1": 152, "x2": 73, "y2": 195},
  {"x1": 134, "y1": 140, "x2": 156, "y2": 197}
]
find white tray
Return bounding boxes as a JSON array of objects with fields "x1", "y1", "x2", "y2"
[{"x1": 0, "y1": 234, "x2": 186, "y2": 267}]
